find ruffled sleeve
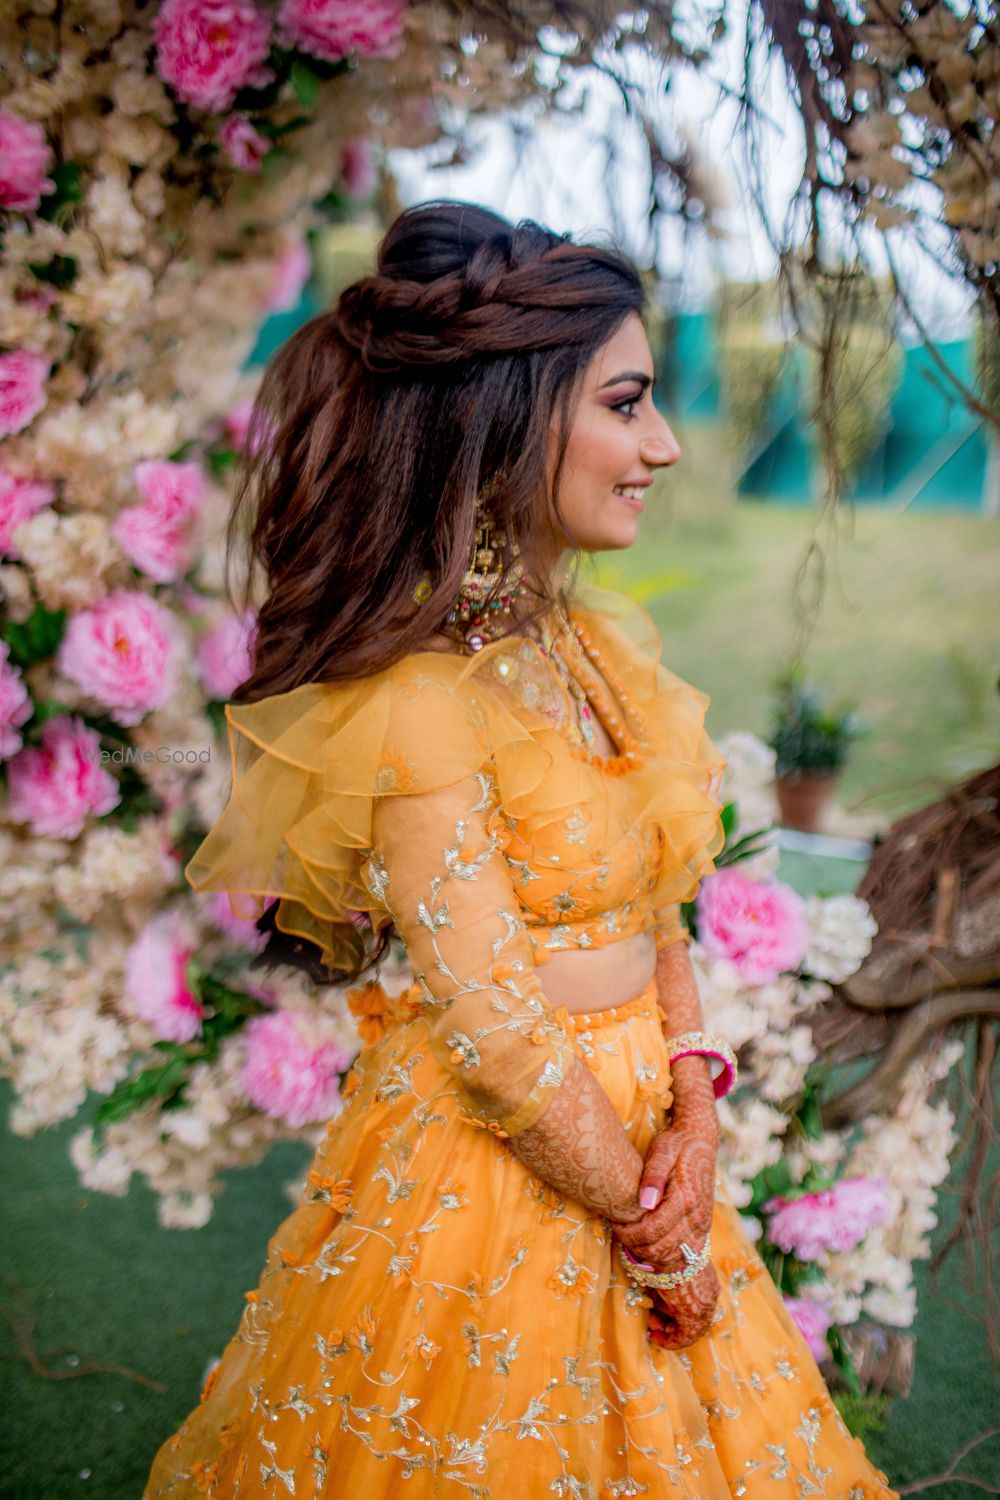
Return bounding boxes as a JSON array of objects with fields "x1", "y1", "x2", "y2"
[{"x1": 184, "y1": 654, "x2": 574, "y2": 1137}]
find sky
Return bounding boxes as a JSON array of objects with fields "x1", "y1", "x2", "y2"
[{"x1": 387, "y1": 3, "x2": 974, "y2": 339}]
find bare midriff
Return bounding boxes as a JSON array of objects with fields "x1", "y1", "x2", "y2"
[{"x1": 535, "y1": 929, "x2": 658, "y2": 1015}]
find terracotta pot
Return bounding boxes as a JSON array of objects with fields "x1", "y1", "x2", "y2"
[{"x1": 774, "y1": 771, "x2": 840, "y2": 834}]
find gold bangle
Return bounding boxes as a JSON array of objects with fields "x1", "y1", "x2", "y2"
[{"x1": 618, "y1": 1232, "x2": 713, "y2": 1291}]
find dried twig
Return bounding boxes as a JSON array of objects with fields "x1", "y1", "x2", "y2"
[{"x1": 897, "y1": 1427, "x2": 1000, "y2": 1496}]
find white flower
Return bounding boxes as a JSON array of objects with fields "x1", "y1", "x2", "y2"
[
  {"x1": 803, "y1": 894, "x2": 878, "y2": 983},
  {"x1": 864, "y1": 1285, "x2": 916, "y2": 1328}
]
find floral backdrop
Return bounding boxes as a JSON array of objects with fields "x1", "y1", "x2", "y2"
[{"x1": 0, "y1": 0, "x2": 974, "y2": 1421}]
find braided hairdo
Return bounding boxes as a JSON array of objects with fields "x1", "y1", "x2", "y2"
[{"x1": 333, "y1": 207, "x2": 641, "y2": 372}]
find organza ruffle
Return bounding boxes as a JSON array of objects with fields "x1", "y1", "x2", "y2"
[{"x1": 184, "y1": 582, "x2": 727, "y2": 972}]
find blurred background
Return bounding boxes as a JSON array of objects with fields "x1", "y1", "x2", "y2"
[{"x1": 2, "y1": 1, "x2": 998, "y2": 1495}]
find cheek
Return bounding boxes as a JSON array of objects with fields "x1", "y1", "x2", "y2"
[{"x1": 565, "y1": 418, "x2": 628, "y2": 486}]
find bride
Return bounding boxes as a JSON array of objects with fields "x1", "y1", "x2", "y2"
[{"x1": 144, "y1": 199, "x2": 895, "y2": 1499}]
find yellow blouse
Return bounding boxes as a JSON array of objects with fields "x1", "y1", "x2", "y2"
[{"x1": 184, "y1": 581, "x2": 727, "y2": 1138}]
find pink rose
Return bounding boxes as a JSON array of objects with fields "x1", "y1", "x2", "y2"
[
  {"x1": 196, "y1": 609, "x2": 256, "y2": 699},
  {"x1": 153, "y1": 0, "x2": 274, "y2": 113},
  {"x1": 765, "y1": 1176, "x2": 892, "y2": 1261},
  {"x1": 0, "y1": 641, "x2": 33, "y2": 759},
  {"x1": 782, "y1": 1295, "x2": 833, "y2": 1362},
  {"x1": 6, "y1": 714, "x2": 120, "y2": 838},
  {"x1": 0, "y1": 110, "x2": 56, "y2": 212},
  {"x1": 264, "y1": 239, "x2": 312, "y2": 313},
  {"x1": 241, "y1": 1010, "x2": 352, "y2": 1126},
  {"x1": 124, "y1": 911, "x2": 205, "y2": 1042},
  {"x1": 0, "y1": 464, "x2": 55, "y2": 558},
  {"x1": 276, "y1": 0, "x2": 406, "y2": 61},
  {"x1": 219, "y1": 113, "x2": 269, "y2": 171},
  {"x1": 696, "y1": 867, "x2": 809, "y2": 984},
  {"x1": 0, "y1": 348, "x2": 50, "y2": 437},
  {"x1": 112, "y1": 458, "x2": 204, "y2": 583},
  {"x1": 340, "y1": 137, "x2": 376, "y2": 199},
  {"x1": 203, "y1": 889, "x2": 268, "y2": 950},
  {"x1": 57, "y1": 589, "x2": 184, "y2": 727}
]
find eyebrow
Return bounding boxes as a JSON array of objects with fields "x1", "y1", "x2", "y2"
[{"x1": 598, "y1": 370, "x2": 656, "y2": 390}]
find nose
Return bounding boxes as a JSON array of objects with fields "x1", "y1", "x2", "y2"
[{"x1": 639, "y1": 414, "x2": 681, "y2": 468}]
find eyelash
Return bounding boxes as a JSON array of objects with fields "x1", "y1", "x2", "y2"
[{"x1": 612, "y1": 393, "x2": 643, "y2": 419}]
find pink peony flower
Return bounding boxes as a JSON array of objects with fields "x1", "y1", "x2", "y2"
[
  {"x1": 340, "y1": 137, "x2": 377, "y2": 199},
  {"x1": 276, "y1": 0, "x2": 406, "y2": 61},
  {"x1": 204, "y1": 889, "x2": 267, "y2": 950},
  {"x1": 124, "y1": 911, "x2": 205, "y2": 1042},
  {"x1": 0, "y1": 110, "x2": 56, "y2": 212},
  {"x1": 112, "y1": 458, "x2": 205, "y2": 583},
  {"x1": 241, "y1": 1010, "x2": 351, "y2": 1126},
  {"x1": 783, "y1": 1295, "x2": 833, "y2": 1362},
  {"x1": 0, "y1": 641, "x2": 33, "y2": 759},
  {"x1": 696, "y1": 867, "x2": 809, "y2": 984},
  {"x1": 0, "y1": 348, "x2": 50, "y2": 437},
  {"x1": 765, "y1": 1176, "x2": 892, "y2": 1262},
  {"x1": 6, "y1": 714, "x2": 120, "y2": 838},
  {"x1": 153, "y1": 0, "x2": 274, "y2": 113},
  {"x1": 263, "y1": 239, "x2": 311, "y2": 313},
  {"x1": 0, "y1": 464, "x2": 55, "y2": 558},
  {"x1": 196, "y1": 609, "x2": 256, "y2": 699},
  {"x1": 57, "y1": 589, "x2": 184, "y2": 727},
  {"x1": 219, "y1": 113, "x2": 269, "y2": 171}
]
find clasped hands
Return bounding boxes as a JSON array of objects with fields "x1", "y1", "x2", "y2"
[{"x1": 614, "y1": 1121, "x2": 720, "y2": 1350}]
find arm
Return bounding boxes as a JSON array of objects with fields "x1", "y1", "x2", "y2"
[
  {"x1": 615, "y1": 913, "x2": 719, "y2": 1265},
  {"x1": 367, "y1": 768, "x2": 647, "y2": 1225}
]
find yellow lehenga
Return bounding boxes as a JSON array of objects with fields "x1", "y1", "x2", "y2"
[{"x1": 144, "y1": 583, "x2": 895, "y2": 1499}]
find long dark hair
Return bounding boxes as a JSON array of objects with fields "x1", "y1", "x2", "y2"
[
  {"x1": 227, "y1": 198, "x2": 647, "y2": 981},
  {"x1": 227, "y1": 198, "x2": 647, "y2": 701}
]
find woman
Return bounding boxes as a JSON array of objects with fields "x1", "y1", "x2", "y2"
[{"x1": 144, "y1": 201, "x2": 895, "y2": 1498}]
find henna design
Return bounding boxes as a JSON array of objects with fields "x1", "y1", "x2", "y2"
[
  {"x1": 647, "y1": 1264, "x2": 721, "y2": 1350},
  {"x1": 508, "y1": 1054, "x2": 646, "y2": 1224}
]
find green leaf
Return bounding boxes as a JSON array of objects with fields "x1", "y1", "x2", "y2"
[
  {"x1": 290, "y1": 59, "x2": 321, "y2": 109},
  {"x1": 94, "y1": 1056, "x2": 188, "y2": 1125},
  {"x1": 2, "y1": 604, "x2": 68, "y2": 668},
  {"x1": 37, "y1": 162, "x2": 84, "y2": 225},
  {"x1": 27, "y1": 254, "x2": 78, "y2": 289}
]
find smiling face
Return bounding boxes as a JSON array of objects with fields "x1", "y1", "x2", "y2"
[{"x1": 540, "y1": 311, "x2": 681, "y2": 572}]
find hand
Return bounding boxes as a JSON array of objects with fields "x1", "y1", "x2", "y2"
[
  {"x1": 614, "y1": 1122, "x2": 716, "y2": 1267},
  {"x1": 646, "y1": 1264, "x2": 721, "y2": 1350}
]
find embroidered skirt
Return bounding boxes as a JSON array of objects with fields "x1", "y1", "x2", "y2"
[{"x1": 143, "y1": 974, "x2": 895, "y2": 1499}]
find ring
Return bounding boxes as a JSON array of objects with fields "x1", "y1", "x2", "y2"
[{"x1": 679, "y1": 1242, "x2": 700, "y2": 1267}]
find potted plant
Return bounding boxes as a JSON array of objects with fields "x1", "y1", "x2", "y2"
[{"x1": 768, "y1": 671, "x2": 866, "y2": 833}]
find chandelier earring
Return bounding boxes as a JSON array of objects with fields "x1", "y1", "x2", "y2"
[{"x1": 433, "y1": 474, "x2": 528, "y2": 653}]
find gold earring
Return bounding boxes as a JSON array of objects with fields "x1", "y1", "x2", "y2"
[{"x1": 443, "y1": 475, "x2": 527, "y2": 653}]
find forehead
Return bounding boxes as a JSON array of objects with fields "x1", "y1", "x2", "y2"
[{"x1": 588, "y1": 313, "x2": 651, "y2": 384}]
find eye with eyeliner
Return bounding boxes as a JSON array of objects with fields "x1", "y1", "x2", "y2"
[{"x1": 611, "y1": 391, "x2": 643, "y2": 418}]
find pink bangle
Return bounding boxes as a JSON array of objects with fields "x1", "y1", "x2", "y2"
[{"x1": 663, "y1": 1032, "x2": 738, "y2": 1099}]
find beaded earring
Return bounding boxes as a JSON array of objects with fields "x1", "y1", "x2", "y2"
[{"x1": 412, "y1": 474, "x2": 529, "y2": 654}]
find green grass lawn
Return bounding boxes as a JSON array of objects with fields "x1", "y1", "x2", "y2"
[{"x1": 587, "y1": 445, "x2": 1000, "y2": 825}]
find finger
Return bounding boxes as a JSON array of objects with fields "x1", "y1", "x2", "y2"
[
  {"x1": 638, "y1": 1131, "x2": 681, "y2": 1211},
  {"x1": 620, "y1": 1199, "x2": 701, "y2": 1259},
  {"x1": 616, "y1": 1191, "x2": 690, "y2": 1252}
]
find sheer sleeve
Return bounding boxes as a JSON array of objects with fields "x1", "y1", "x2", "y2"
[
  {"x1": 366, "y1": 768, "x2": 574, "y2": 1138},
  {"x1": 652, "y1": 901, "x2": 691, "y2": 951}
]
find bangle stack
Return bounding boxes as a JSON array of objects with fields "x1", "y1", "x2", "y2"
[
  {"x1": 662, "y1": 1032, "x2": 738, "y2": 1099},
  {"x1": 619, "y1": 1234, "x2": 713, "y2": 1291}
]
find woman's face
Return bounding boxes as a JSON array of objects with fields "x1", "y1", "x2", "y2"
[{"x1": 544, "y1": 311, "x2": 680, "y2": 562}]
